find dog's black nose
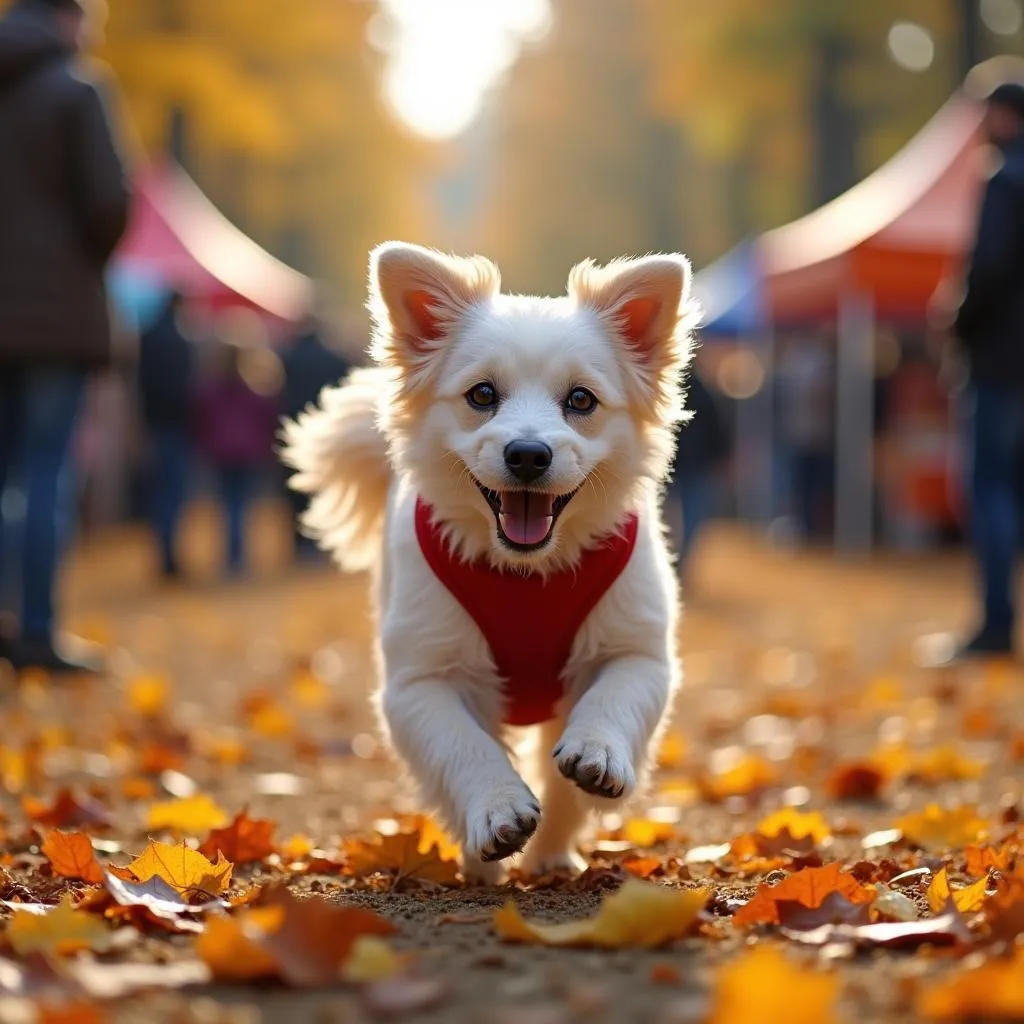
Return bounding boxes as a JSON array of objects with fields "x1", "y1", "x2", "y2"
[{"x1": 504, "y1": 440, "x2": 552, "y2": 484}]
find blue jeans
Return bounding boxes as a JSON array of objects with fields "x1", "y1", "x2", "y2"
[
  {"x1": 217, "y1": 465, "x2": 254, "y2": 574},
  {"x1": 967, "y1": 382, "x2": 1024, "y2": 637},
  {"x1": 148, "y1": 428, "x2": 189, "y2": 574},
  {"x1": 0, "y1": 370, "x2": 86, "y2": 639}
]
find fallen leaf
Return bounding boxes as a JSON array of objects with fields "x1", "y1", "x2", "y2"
[
  {"x1": 706, "y1": 944, "x2": 840, "y2": 1024},
  {"x1": 732, "y1": 863, "x2": 873, "y2": 928},
  {"x1": 699, "y1": 755, "x2": 778, "y2": 801},
  {"x1": 965, "y1": 842, "x2": 1012, "y2": 877},
  {"x1": 361, "y1": 976, "x2": 449, "y2": 1016},
  {"x1": 344, "y1": 831, "x2": 459, "y2": 886},
  {"x1": 198, "y1": 809, "x2": 275, "y2": 864},
  {"x1": 66, "y1": 959, "x2": 210, "y2": 1000},
  {"x1": 146, "y1": 794, "x2": 229, "y2": 834},
  {"x1": 7, "y1": 895, "x2": 112, "y2": 957},
  {"x1": 493, "y1": 878, "x2": 709, "y2": 948},
  {"x1": 927, "y1": 867, "x2": 988, "y2": 915},
  {"x1": 41, "y1": 832, "x2": 104, "y2": 885},
  {"x1": 127, "y1": 673, "x2": 169, "y2": 717},
  {"x1": 894, "y1": 804, "x2": 988, "y2": 851},
  {"x1": 123, "y1": 841, "x2": 232, "y2": 899},
  {"x1": 657, "y1": 732, "x2": 687, "y2": 769},
  {"x1": 119, "y1": 777, "x2": 157, "y2": 802},
  {"x1": 909, "y1": 745, "x2": 986, "y2": 784},
  {"x1": 23, "y1": 790, "x2": 113, "y2": 831},
  {"x1": 783, "y1": 907, "x2": 972, "y2": 949},
  {"x1": 36, "y1": 1005, "x2": 107, "y2": 1024},
  {"x1": 197, "y1": 885, "x2": 396, "y2": 986},
  {"x1": 918, "y1": 946, "x2": 1024, "y2": 1019},
  {"x1": 341, "y1": 936, "x2": 405, "y2": 982},
  {"x1": 248, "y1": 701, "x2": 295, "y2": 740},
  {"x1": 755, "y1": 808, "x2": 831, "y2": 846},
  {"x1": 280, "y1": 834, "x2": 314, "y2": 862},
  {"x1": 873, "y1": 884, "x2": 919, "y2": 922},
  {"x1": 983, "y1": 870, "x2": 1024, "y2": 943},
  {"x1": 622, "y1": 855, "x2": 662, "y2": 879},
  {"x1": 620, "y1": 818, "x2": 676, "y2": 847},
  {"x1": 775, "y1": 890, "x2": 872, "y2": 930},
  {"x1": 103, "y1": 871, "x2": 226, "y2": 921},
  {"x1": 825, "y1": 763, "x2": 886, "y2": 801}
]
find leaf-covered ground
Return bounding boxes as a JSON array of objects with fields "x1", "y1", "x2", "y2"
[{"x1": 0, "y1": 504, "x2": 1022, "y2": 1023}]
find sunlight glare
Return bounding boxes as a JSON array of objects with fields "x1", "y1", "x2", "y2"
[{"x1": 379, "y1": 0, "x2": 551, "y2": 140}]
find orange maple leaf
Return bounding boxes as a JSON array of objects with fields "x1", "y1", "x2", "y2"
[
  {"x1": 22, "y1": 789, "x2": 113, "y2": 830},
  {"x1": 343, "y1": 830, "x2": 459, "y2": 886},
  {"x1": 199, "y1": 810, "x2": 276, "y2": 864},
  {"x1": 964, "y1": 842, "x2": 1013, "y2": 877},
  {"x1": 732, "y1": 863, "x2": 873, "y2": 928},
  {"x1": 197, "y1": 884, "x2": 396, "y2": 986},
  {"x1": 918, "y1": 947, "x2": 1024, "y2": 1019},
  {"x1": 41, "y1": 831, "x2": 104, "y2": 885}
]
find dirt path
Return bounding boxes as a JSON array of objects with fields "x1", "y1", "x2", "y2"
[{"x1": 1, "y1": 511, "x2": 1020, "y2": 1023}]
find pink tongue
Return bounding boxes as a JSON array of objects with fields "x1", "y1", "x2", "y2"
[{"x1": 499, "y1": 491, "x2": 555, "y2": 546}]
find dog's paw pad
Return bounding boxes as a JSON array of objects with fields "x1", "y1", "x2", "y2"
[
  {"x1": 553, "y1": 735, "x2": 635, "y2": 799},
  {"x1": 465, "y1": 788, "x2": 540, "y2": 863}
]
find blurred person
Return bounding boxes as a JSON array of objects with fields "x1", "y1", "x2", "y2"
[
  {"x1": 952, "y1": 81, "x2": 1024, "y2": 658},
  {"x1": 0, "y1": 0, "x2": 129, "y2": 673},
  {"x1": 666, "y1": 368, "x2": 731, "y2": 583},
  {"x1": 777, "y1": 334, "x2": 836, "y2": 541},
  {"x1": 193, "y1": 341, "x2": 278, "y2": 577},
  {"x1": 137, "y1": 291, "x2": 193, "y2": 580},
  {"x1": 281, "y1": 312, "x2": 351, "y2": 560}
]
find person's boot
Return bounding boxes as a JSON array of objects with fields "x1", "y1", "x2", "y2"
[
  {"x1": 955, "y1": 627, "x2": 1014, "y2": 660},
  {"x1": 9, "y1": 633, "x2": 105, "y2": 676}
]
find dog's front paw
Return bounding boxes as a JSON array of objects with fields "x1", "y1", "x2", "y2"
[
  {"x1": 464, "y1": 785, "x2": 540, "y2": 862},
  {"x1": 553, "y1": 731, "x2": 635, "y2": 799}
]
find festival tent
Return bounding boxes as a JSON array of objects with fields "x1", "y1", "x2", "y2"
[
  {"x1": 113, "y1": 162, "x2": 313, "y2": 333},
  {"x1": 760, "y1": 91, "x2": 986, "y2": 324},
  {"x1": 692, "y1": 239, "x2": 768, "y2": 338}
]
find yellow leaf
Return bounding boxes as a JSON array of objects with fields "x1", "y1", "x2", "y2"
[
  {"x1": 250, "y1": 702, "x2": 295, "y2": 740},
  {"x1": 290, "y1": 667, "x2": 331, "y2": 710},
  {"x1": 127, "y1": 674, "x2": 169, "y2": 717},
  {"x1": 281, "y1": 834, "x2": 314, "y2": 862},
  {"x1": 7, "y1": 894, "x2": 112, "y2": 957},
  {"x1": 707, "y1": 945, "x2": 840, "y2": 1024},
  {"x1": 755, "y1": 808, "x2": 831, "y2": 845},
  {"x1": 894, "y1": 805, "x2": 989, "y2": 851},
  {"x1": 146, "y1": 794, "x2": 229, "y2": 834},
  {"x1": 341, "y1": 936, "x2": 405, "y2": 982},
  {"x1": 493, "y1": 879, "x2": 708, "y2": 949},
  {"x1": 344, "y1": 831, "x2": 460, "y2": 886},
  {"x1": 911, "y1": 746, "x2": 986, "y2": 784},
  {"x1": 125, "y1": 840, "x2": 233, "y2": 898},
  {"x1": 699, "y1": 754, "x2": 778, "y2": 800},
  {"x1": 918, "y1": 946, "x2": 1024, "y2": 1019},
  {"x1": 621, "y1": 818, "x2": 677, "y2": 847},
  {"x1": 926, "y1": 868, "x2": 988, "y2": 915},
  {"x1": 657, "y1": 732, "x2": 688, "y2": 769},
  {"x1": 196, "y1": 905, "x2": 282, "y2": 982}
]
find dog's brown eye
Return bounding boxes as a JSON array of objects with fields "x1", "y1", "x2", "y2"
[
  {"x1": 565, "y1": 387, "x2": 597, "y2": 414},
  {"x1": 466, "y1": 382, "x2": 498, "y2": 410}
]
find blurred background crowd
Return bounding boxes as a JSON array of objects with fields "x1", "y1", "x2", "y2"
[{"x1": 2, "y1": 0, "x2": 1024, "y2": 671}]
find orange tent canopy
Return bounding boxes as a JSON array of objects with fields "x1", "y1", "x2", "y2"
[
  {"x1": 116, "y1": 162, "x2": 313, "y2": 326},
  {"x1": 761, "y1": 93, "x2": 986, "y2": 323}
]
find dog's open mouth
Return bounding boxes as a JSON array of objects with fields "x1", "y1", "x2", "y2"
[{"x1": 474, "y1": 482, "x2": 577, "y2": 552}]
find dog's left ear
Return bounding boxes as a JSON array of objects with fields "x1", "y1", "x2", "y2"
[{"x1": 568, "y1": 254, "x2": 693, "y2": 367}]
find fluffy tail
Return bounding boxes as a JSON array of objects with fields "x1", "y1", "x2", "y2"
[{"x1": 280, "y1": 367, "x2": 391, "y2": 572}]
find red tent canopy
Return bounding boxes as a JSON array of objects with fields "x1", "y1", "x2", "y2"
[
  {"x1": 761, "y1": 93, "x2": 987, "y2": 323},
  {"x1": 115, "y1": 163, "x2": 313, "y2": 326}
]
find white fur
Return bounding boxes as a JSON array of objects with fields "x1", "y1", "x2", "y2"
[{"x1": 282, "y1": 243, "x2": 698, "y2": 881}]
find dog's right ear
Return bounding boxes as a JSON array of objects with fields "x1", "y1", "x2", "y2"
[{"x1": 369, "y1": 242, "x2": 500, "y2": 377}]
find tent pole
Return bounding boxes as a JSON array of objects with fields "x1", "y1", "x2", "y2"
[{"x1": 835, "y1": 290, "x2": 875, "y2": 554}]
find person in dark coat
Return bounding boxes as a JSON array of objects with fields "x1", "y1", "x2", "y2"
[
  {"x1": 668, "y1": 369, "x2": 732, "y2": 576},
  {"x1": 0, "y1": 0, "x2": 129, "y2": 673},
  {"x1": 280, "y1": 315, "x2": 351, "y2": 559},
  {"x1": 137, "y1": 291, "x2": 193, "y2": 580},
  {"x1": 953, "y1": 81, "x2": 1024, "y2": 658}
]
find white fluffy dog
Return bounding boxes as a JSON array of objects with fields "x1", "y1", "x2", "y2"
[{"x1": 282, "y1": 242, "x2": 697, "y2": 882}]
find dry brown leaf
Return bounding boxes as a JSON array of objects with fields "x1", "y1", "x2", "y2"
[
  {"x1": 22, "y1": 790, "x2": 113, "y2": 831},
  {"x1": 706, "y1": 944, "x2": 840, "y2": 1024},
  {"x1": 825, "y1": 762, "x2": 886, "y2": 801},
  {"x1": 145, "y1": 794, "x2": 229, "y2": 834},
  {"x1": 198, "y1": 809, "x2": 275, "y2": 864},
  {"x1": 917, "y1": 947, "x2": 1024, "y2": 1019},
  {"x1": 493, "y1": 878, "x2": 709, "y2": 948},
  {"x1": 983, "y1": 870, "x2": 1024, "y2": 943},
  {"x1": 894, "y1": 804, "x2": 988, "y2": 851},
  {"x1": 6, "y1": 895, "x2": 112, "y2": 958},
  {"x1": 41, "y1": 832, "x2": 104, "y2": 885},
  {"x1": 926, "y1": 868, "x2": 988, "y2": 915},
  {"x1": 732, "y1": 863, "x2": 873, "y2": 928},
  {"x1": 123, "y1": 841, "x2": 232, "y2": 900},
  {"x1": 344, "y1": 830, "x2": 459, "y2": 886},
  {"x1": 196, "y1": 885, "x2": 396, "y2": 986},
  {"x1": 775, "y1": 890, "x2": 872, "y2": 930}
]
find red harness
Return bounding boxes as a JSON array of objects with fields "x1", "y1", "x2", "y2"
[{"x1": 414, "y1": 498, "x2": 639, "y2": 726}]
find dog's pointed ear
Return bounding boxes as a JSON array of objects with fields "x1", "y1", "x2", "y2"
[
  {"x1": 568, "y1": 254, "x2": 693, "y2": 366},
  {"x1": 568, "y1": 254, "x2": 696, "y2": 416},
  {"x1": 369, "y1": 242, "x2": 501, "y2": 375}
]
